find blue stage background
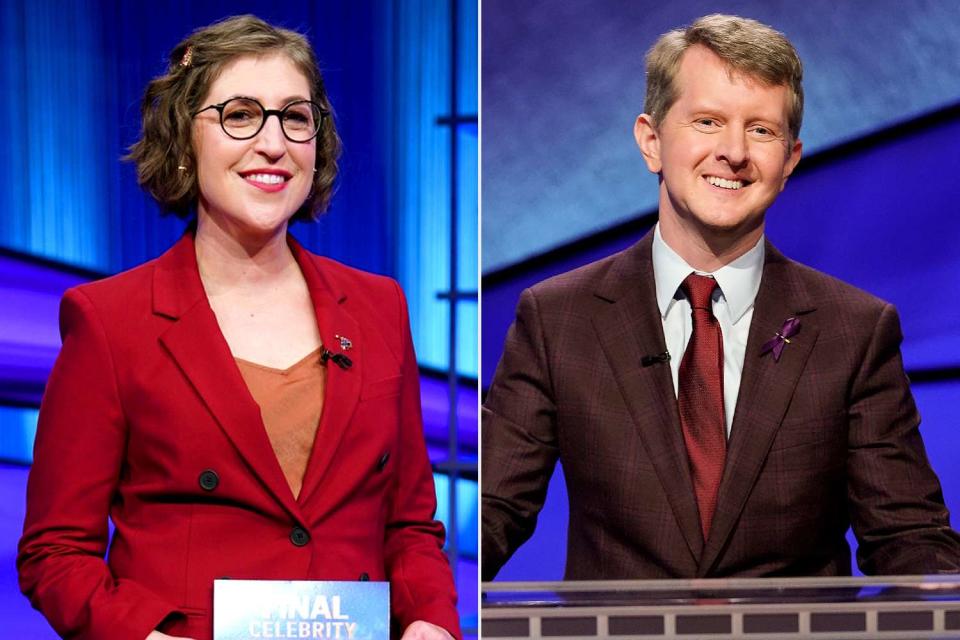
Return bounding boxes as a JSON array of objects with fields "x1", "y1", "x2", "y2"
[
  {"x1": 482, "y1": 0, "x2": 960, "y2": 580},
  {"x1": 0, "y1": 0, "x2": 477, "y2": 636},
  {"x1": 482, "y1": 0, "x2": 960, "y2": 273}
]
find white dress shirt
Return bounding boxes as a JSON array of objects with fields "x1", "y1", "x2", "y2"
[{"x1": 651, "y1": 223, "x2": 765, "y2": 436}]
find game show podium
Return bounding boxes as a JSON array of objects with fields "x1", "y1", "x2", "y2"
[{"x1": 482, "y1": 577, "x2": 960, "y2": 639}]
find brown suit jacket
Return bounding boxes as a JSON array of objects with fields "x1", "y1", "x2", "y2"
[{"x1": 482, "y1": 230, "x2": 960, "y2": 580}]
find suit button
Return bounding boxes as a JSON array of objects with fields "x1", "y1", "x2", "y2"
[
  {"x1": 377, "y1": 452, "x2": 390, "y2": 471},
  {"x1": 290, "y1": 526, "x2": 310, "y2": 547},
  {"x1": 199, "y1": 469, "x2": 219, "y2": 491},
  {"x1": 359, "y1": 573, "x2": 370, "y2": 582}
]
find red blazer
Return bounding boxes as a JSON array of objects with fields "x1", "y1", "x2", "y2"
[
  {"x1": 482, "y1": 230, "x2": 960, "y2": 579},
  {"x1": 19, "y1": 233, "x2": 460, "y2": 640}
]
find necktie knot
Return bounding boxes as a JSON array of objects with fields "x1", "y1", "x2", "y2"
[{"x1": 681, "y1": 273, "x2": 718, "y2": 311}]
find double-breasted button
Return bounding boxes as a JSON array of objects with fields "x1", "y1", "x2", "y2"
[
  {"x1": 290, "y1": 526, "x2": 310, "y2": 547},
  {"x1": 198, "y1": 469, "x2": 219, "y2": 491},
  {"x1": 359, "y1": 573, "x2": 370, "y2": 582},
  {"x1": 376, "y1": 452, "x2": 390, "y2": 472}
]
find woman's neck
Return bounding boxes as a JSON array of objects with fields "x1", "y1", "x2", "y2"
[{"x1": 194, "y1": 213, "x2": 298, "y2": 296}]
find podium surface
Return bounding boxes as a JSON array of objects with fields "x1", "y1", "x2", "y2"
[{"x1": 482, "y1": 577, "x2": 960, "y2": 639}]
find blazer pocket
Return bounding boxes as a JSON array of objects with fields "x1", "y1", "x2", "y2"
[{"x1": 360, "y1": 375, "x2": 403, "y2": 401}]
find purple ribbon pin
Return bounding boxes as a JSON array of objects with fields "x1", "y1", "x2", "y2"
[{"x1": 761, "y1": 317, "x2": 801, "y2": 362}]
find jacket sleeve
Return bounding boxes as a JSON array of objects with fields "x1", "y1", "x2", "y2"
[
  {"x1": 480, "y1": 288, "x2": 560, "y2": 581},
  {"x1": 383, "y1": 280, "x2": 461, "y2": 639},
  {"x1": 18, "y1": 288, "x2": 179, "y2": 640},
  {"x1": 847, "y1": 302, "x2": 960, "y2": 573}
]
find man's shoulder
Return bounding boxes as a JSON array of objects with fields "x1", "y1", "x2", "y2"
[
  {"x1": 525, "y1": 240, "x2": 646, "y2": 305},
  {"x1": 529, "y1": 254, "x2": 617, "y2": 295},
  {"x1": 774, "y1": 249, "x2": 891, "y2": 318}
]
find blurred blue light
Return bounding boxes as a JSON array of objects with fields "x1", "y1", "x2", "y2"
[{"x1": 433, "y1": 472, "x2": 479, "y2": 558}]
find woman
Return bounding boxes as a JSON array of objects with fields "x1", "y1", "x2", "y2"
[{"x1": 18, "y1": 15, "x2": 459, "y2": 640}]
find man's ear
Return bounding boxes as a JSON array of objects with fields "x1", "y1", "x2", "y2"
[
  {"x1": 634, "y1": 114, "x2": 662, "y2": 174},
  {"x1": 779, "y1": 137, "x2": 803, "y2": 192}
]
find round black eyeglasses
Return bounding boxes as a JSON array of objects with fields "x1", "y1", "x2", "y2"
[{"x1": 193, "y1": 97, "x2": 327, "y2": 143}]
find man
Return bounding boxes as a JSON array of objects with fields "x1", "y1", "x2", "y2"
[{"x1": 482, "y1": 14, "x2": 960, "y2": 579}]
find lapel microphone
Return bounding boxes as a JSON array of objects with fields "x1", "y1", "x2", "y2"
[
  {"x1": 641, "y1": 351, "x2": 671, "y2": 367},
  {"x1": 321, "y1": 347, "x2": 353, "y2": 370}
]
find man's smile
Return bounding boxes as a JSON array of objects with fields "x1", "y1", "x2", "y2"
[{"x1": 704, "y1": 175, "x2": 750, "y2": 190}]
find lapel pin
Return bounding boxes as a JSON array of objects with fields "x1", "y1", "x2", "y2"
[
  {"x1": 761, "y1": 317, "x2": 801, "y2": 362},
  {"x1": 335, "y1": 334, "x2": 353, "y2": 351}
]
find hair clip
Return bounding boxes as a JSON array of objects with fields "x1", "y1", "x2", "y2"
[{"x1": 179, "y1": 46, "x2": 193, "y2": 68}]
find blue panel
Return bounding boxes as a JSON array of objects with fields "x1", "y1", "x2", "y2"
[
  {"x1": 0, "y1": 0, "x2": 110, "y2": 270},
  {"x1": 421, "y1": 375, "x2": 479, "y2": 455},
  {"x1": 392, "y1": 0, "x2": 478, "y2": 378},
  {"x1": 913, "y1": 381, "x2": 960, "y2": 525},
  {"x1": 456, "y1": 126, "x2": 480, "y2": 376},
  {"x1": 456, "y1": 558, "x2": 478, "y2": 635},
  {"x1": 457, "y1": 0, "x2": 478, "y2": 116},
  {"x1": 843, "y1": 380, "x2": 960, "y2": 577},
  {"x1": 0, "y1": 407, "x2": 39, "y2": 465},
  {"x1": 0, "y1": 252, "x2": 92, "y2": 404},
  {"x1": 433, "y1": 473, "x2": 479, "y2": 558},
  {"x1": 494, "y1": 463, "x2": 568, "y2": 581},
  {"x1": 0, "y1": 464, "x2": 58, "y2": 638}
]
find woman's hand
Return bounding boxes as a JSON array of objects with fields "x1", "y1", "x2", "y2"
[
  {"x1": 146, "y1": 631, "x2": 197, "y2": 640},
  {"x1": 400, "y1": 620, "x2": 455, "y2": 640}
]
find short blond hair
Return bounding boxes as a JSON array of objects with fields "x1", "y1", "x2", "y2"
[
  {"x1": 126, "y1": 15, "x2": 341, "y2": 219},
  {"x1": 644, "y1": 14, "x2": 804, "y2": 141}
]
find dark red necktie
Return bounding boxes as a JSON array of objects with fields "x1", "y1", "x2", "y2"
[{"x1": 678, "y1": 273, "x2": 726, "y2": 540}]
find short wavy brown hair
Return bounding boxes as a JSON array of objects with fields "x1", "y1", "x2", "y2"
[
  {"x1": 126, "y1": 14, "x2": 341, "y2": 220},
  {"x1": 644, "y1": 14, "x2": 804, "y2": 142}
]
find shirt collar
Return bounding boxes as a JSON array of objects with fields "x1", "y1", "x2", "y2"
[{"x1": 652, "y1": 223, "x2": 765, "y2": 325}]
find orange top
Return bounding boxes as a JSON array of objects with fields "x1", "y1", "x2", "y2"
[{"x1": 235, "y1": 348, "x2": 326, "y2": 499}]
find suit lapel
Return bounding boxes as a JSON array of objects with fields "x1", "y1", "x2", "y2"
[
  {"x1": 152, "y1": 232, "x2": 362, "y2": 519},
  {"x1": 592, "y1": 232, "x2": 704, "y2": 563},
  {"x1": 291, "y1": 240, "x2": 362, "y2": 507},
  {"x1": 698, "y1": 242, "x2": 820, "y2": 575},
  {"x1": 153, "y1": 234, "x2": 303, "y2": 522}
]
